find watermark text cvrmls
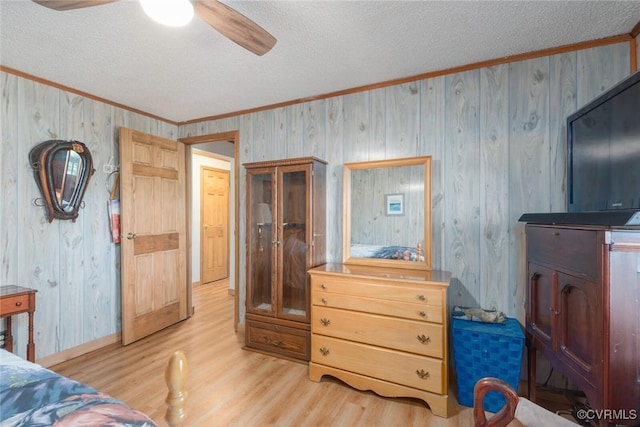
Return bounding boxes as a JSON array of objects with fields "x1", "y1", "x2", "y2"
[{"x1": 575, "y1": 408, "x2": 638, "y2": 422}]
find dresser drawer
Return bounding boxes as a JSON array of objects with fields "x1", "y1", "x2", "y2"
[
  {"x1": 312, "y1": 291, "x2": 443, "y2": 323},
  {"x1": 526, "y1": 225, "x2": 599, "y2": 279},
  {"x1": 312, "y1": 306, "x2": 443, "y2": 358},
  {"x1": 311, "y1": 335, "x2": 444, "y2": 394},
  {"x1": 245, "y1": 319, "x2": 310, "y2": 361},
  {"x1": 0, "y1": 294, "x2": 30, "y2": 315},
  {"x1": 311, "y1": 276, "x2": 444, "y2": 306}
]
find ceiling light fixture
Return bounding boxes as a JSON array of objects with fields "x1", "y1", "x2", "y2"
[{"x1": 139, "y1": 0, "x2": 194, "y2": 27}]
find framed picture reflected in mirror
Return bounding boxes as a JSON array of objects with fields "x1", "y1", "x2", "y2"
[{"x1": 343, "y1": 156, "x2": 432, "y2": 270}]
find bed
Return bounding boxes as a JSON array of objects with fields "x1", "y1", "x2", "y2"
[{"x1": 0, "y1": 349, "x2": 188, "y2": 427}]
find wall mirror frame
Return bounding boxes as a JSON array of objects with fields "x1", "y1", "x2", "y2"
[
  {"x1": 29, "y1": 139, "x2": 94, "y2": 223},
  {"x1": 343, "y1": 156, "x2": 432, "y2": 270}
]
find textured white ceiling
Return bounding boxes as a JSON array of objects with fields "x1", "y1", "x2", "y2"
[{"x1": 1, "y1": 0, "x2": 640, "y2": 123}]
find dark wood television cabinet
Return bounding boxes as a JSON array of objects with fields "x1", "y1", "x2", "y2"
[{"x1": 524, "y1": 223, "x2": 640, "y2": 426}]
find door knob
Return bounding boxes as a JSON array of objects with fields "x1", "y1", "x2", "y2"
[{"x1": 127, "y1": 233, "x2": 137, "y2": 240}]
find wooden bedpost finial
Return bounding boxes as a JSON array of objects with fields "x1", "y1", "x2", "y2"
[{"x1": 165, "y1": 350, "x2": 188, "y2": 427}]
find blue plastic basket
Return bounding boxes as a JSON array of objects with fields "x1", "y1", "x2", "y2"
[{"x1": 452, "y1": 317, "x2": 524, "y2": 413}]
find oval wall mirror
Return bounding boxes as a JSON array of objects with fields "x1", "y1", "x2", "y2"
[
  {"x1": 29, "y1": 140, "x2": 94, "y2": 222},
  {"x1": 343, "y1": 156, "x2": 432, "y2": 270}
]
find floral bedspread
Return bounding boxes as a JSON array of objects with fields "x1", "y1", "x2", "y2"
[{"x1": 0, "y1": 349, "x2": 156, "y2": 427}]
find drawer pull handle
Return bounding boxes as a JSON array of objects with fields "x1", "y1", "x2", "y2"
[
  {"x1": 417, "y1": 295, "x2": 426, "y2": 301},
  {"x1": 321, "y1": 284, "x2": 327, "y2": 290},
  {"x1": 321, "y1": 298, "x2": 327, "y2": 304},
  {"x1": 416, "y1": 369, "x2": 430, "y2": 379},
  {"x1": 320, "y1": 318, "x2": 331, "y2": 326},
  {"x1": 319, "y1": 347, "x2": 330, "y2": 356},
  {"x1": 15, "y1": 301, "x2": 22, "y2": 307},
  {"x1": 419, "y1": 311, "x2": 427, "y2": 318},
  {"x1": 271, "y1": 339, "x2": 284, "y2": 347},
  {"x1": 417, "y1": 335, "x2": 431, "y2": 344}
]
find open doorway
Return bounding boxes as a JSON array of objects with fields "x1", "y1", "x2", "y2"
[
  {"x1": 192, "y1": 151, "x2": 232, "y2": 286},
  {"x1": 180, "y1": 131, "x2": 240, "y2": 330}
]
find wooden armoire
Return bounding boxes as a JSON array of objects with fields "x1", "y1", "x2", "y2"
[
  {"x1": 243, "y1": 157, "x2": 326, "y2": 362},
  {"x1": 525, "y1": 223, "x2": 640, "y2": 426}
]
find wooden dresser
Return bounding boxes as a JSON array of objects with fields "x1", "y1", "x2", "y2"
[
  {"x1": 525, "y1": 224, "x2": 640, "y2": 425},
  {"x1": 307, "y1": 263, "x2": 451, "y2": 418}
]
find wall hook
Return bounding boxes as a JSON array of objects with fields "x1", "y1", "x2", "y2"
[{"x1": 103, "y1": 156, "x2": 120, "y2": 174}]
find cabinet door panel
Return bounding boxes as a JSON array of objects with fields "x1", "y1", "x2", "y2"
[
  {"x1": 527, "y1": 263, "x2": 556, "y2": 349},
  {"x1": 557, "y1": 272, "x2": 601, "y2": 388},
  {"x1": 246, "y1": 169, "x2": 276, "y2": 315},
  {"x1": 278, "y1": 165, "x2": 311, "y2": 321}
]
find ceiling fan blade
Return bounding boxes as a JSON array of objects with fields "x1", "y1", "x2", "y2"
[
  {"x1": 32, "y1": 0, "x2": 118, "y2": 11},
  {"x1": 194, "y1": 0, "x2": 276, "y2": 56}
]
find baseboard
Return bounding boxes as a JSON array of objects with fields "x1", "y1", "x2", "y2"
[{"x1": 37, "y1": 332, "x2": 121, "y2": 368}]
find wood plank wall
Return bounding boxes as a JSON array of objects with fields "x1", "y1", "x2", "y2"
[
  {"x1": 179, "y1": 42, "x2": 631, "y2": 327},
  {"x1": 0, "y1": 41, "x2": 632, "y2": 362},
  {"x1": 0, "y1": 73, "x2": 177, "y2": 361}
]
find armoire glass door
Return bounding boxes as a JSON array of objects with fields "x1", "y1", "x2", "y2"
[
  {"x1": 247, "y1": 170, "x2": 274, "y2": 314},
  {"x1": 278, "y1": 166, "x2": 309, "y2": 320}
]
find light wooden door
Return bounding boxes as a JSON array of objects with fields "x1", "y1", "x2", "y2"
[
  {"x1": 201, "y1": 166, "x2": 229, "y2": 284},
  {"x1": 120, "y1": 128, "x2": 188, "y2": 345}
]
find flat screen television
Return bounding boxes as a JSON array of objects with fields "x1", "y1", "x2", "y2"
[{"x1": 567, "y1": 70, "x2": 640, "y2": 213}]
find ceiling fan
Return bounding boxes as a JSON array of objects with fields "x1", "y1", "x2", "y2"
[{"x1": 32, "y1": 0, "x2": 277, "y2": 56}]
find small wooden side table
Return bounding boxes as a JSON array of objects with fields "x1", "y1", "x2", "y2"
[{"x1": 0, "y1": 286, "x2": 37, "y2": 362}]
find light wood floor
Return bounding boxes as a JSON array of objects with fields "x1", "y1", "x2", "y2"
[{"x1": 51, "y1": 281, "x2": 507, "y2": 426}]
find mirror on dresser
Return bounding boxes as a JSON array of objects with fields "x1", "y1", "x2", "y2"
[{"x1": 343, "y1": 156, "x2": 432, "y2": 270}]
